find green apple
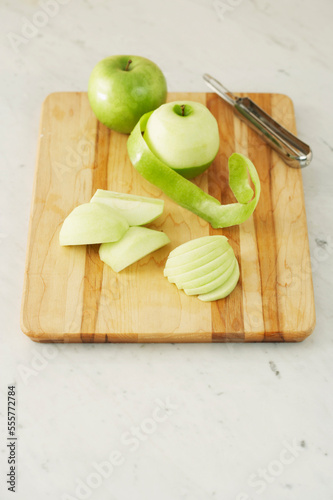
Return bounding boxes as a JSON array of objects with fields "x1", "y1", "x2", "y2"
[
  {"x1": 88, "y1": 55, "x2": 167, "y2": 134},
  {"x1": 99, "y1": 226, "x2": 170, "y2": 272},
  {"x1": 143, "y1": 101, "x2": 220, "y2": 179},
  {"x1": 90, "y1": 189, "x2": 164, "y2": 226},
  {"x1": 128, "y1": 117, "x2": 261, "y2": 228},
  {"x1": 59, "y1": 203, "x2": 129, "y2": 246}
]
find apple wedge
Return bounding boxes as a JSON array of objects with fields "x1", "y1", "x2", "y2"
[
  {"x1": 59, "y1": 203, "x2": 129, "y2": 246},
  {"x1": 99, "y1": 226, "x2": 170, "y2": 272},
  {"x1": 90, "y1": 189, "x2": 164, "y2": 226}
]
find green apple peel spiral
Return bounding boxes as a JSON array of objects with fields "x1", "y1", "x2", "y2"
[{"x1": 127, "y1": 111, "x2": 261, "y2": 229}]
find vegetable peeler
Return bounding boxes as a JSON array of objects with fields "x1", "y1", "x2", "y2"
[{"x1": 203, "y1": 74, "x2": 312, "y2": 168}]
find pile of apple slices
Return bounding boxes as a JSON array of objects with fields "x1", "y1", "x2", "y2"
[
  {"x1": 59, "y1": 190, "x2": 170, "y2": 272},
  {"x1": 164, "y1": 236, "x2": 239, "y2": 301}
]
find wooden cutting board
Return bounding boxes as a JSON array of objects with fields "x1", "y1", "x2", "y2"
[{"x1": 21, "y1": 92, "x2": 315, "y2": 343}]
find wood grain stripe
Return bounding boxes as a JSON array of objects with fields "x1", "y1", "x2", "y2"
[
  {"x1": 206, "y1": 93, "x2": 244, "y2": 342},
  {"x1": 248, "y1": 94, "x2": 282, "y2": 341},
  {"x1": 233, "y1": 114, "x2": 265, "y2": 341},
  {"x1": 80, "y1": 122, "x2": 110, "y2": 340},
  {"x1": 270, "y1": 94, "x2": 315, "y2": 340}
]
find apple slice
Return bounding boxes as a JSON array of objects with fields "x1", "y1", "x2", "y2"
[
  {"x1": 183, "y1": 257, "x2": 236, "y2": 296},
  {"x1": 164, "y1": 246, "x2": 225, "y2": 278},
  {"x1": 173, "y1": 248, "x2": 234, "y2": 289},
  {"x1": 59, "y1": 203, "x2": 129, "y2": 246},
  {"x1": 198, "y1": 260, "x2": 240, "y2": 302},
  {"x1": 99, "y1": 226, "x2": 170, "y2": 272},
  {"x1": 167, "y1": 250, "x2": 229, "y2": 284},
  {"x1": 90, "y1": 189, "x2": 164, "y2": 226},
  {"x1": 167, "y1": 235, "x2": 227, "y2": 258},
  {"x1": 165, "y1": 238, "x2": 226, "y2": 268}
]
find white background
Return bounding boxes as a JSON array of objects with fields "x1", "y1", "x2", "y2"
[{"x1": 1, "y1": 0, "x2": 333, "y2": 499}]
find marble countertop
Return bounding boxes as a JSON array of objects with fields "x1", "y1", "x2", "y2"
[{"x1": 1, "y1": 0, "x2": 333, "y2": 498}]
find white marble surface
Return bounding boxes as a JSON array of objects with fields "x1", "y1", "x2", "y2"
[{"x1": 1, "y1": 0, "x2": 333, "y2": 498}]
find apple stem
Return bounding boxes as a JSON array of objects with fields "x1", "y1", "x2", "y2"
[
  {"x1": 180, "y1": 105, "x2": 185, "y2": 116},
  {"x1": 125, "y1": 59, "x2": 132, "y2": 71}
]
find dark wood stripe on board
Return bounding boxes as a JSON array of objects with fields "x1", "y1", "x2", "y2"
[
  {"x1": 248, "y1": 94, "x2": 282, "y2": 341},
  {"x1": 80, "y1": 121, "x2": 110, "y2": 341},
  {"x1": 206, "y1": 93, "x2": 244, "y2": 342}
]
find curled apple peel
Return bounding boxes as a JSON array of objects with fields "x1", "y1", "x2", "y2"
[{"x1": 127, "y1": 112, "x2": 261, "y2": 229}]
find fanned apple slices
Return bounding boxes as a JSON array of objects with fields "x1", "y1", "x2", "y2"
[{"x1": 164, "y1": 236, "x2": 239, "y2": 301}]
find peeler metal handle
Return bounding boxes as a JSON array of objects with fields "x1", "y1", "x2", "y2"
[{"x1": 203, "y1": 74, "x2": 312, "y2": 168}]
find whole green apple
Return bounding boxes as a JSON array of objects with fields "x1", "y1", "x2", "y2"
[
  {"x1": 143, "y1": 101, "x2": 220, "y2": 178},
  {"x1": 88, "y1": 55, "x2": 167, "y2": 134}
]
